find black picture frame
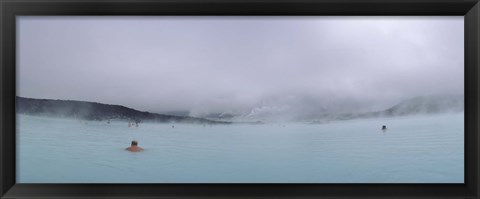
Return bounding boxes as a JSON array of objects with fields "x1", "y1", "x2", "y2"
[{"x1": 1, "y1": 0, "x2": 479, "y2": 198}]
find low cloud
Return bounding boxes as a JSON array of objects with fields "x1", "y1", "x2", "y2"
[{"x1": 17, "y1": 16, "x2": 464, "y2": 120}]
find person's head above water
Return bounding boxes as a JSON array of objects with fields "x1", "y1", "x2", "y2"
[
  {"x1": 131, "y1": 140, "x2": 138, "y2": 146},
  {"x1": 126, "y1": 140, "x2": 144, "y2": 152}
]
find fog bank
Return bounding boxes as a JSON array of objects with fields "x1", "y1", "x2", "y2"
[{"x1": 17, "y1": 16, "x2": 464, "y2": 120}]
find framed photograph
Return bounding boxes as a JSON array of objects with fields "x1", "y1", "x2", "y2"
[{"x1": 1, "y1": 0, "x2": 479, "y2": 198}]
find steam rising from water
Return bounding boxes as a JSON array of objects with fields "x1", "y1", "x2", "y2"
[{"x1": 17, "y1": 16, "x2": 464, "y2": 121}]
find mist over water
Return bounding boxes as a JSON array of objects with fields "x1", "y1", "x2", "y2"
[
  {"x1": 17, "y1": 113, "x2": 464, "y2": 183},
  {"x1": 16, "y1": 16, "x2": 464, "y2": 183},
  {"x1": 17, "y1": 16, "x2": 464, "y2": 118}
]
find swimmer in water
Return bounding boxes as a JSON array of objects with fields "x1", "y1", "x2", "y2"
[
  {"x1": 382, "y1": 125, "x2": 387, "y2": 131},
  {"x1": 126, "y1": 140, "x2": 144, "y2": 152}
]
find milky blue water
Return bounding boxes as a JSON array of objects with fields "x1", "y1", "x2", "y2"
[{"x1": 16, "y1": 113, "x2": 464, "y2": 183}]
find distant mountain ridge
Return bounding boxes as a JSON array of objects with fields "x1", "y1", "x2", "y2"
[
  {"x1": 382, "y1": 94, "x2": 464, "y2": 116},
  {"x1": 16, "y1": 96, "x2": 229, "y2": 124},
  {"x1": 160, "y1": 94, "x2": 465, "y2": 123},
  {"x1": 196, "y1": 94, "x2": 464, "y2": 123},
  {"x1": 17, "y1": 94, "x2": 463, "y2": 124},
  {"x1": 310, "y1": 94, "x2": 464, "y2": 123}
]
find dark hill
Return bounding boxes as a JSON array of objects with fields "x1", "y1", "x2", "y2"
[{"x1": 16, "y1": 96, "x2": 229, "y2": 124}]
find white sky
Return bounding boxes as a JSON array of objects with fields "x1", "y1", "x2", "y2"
[{"x1": 17, "y1": 16, "x2": 464, "y2": 116}]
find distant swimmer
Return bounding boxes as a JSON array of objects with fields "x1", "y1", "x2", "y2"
[
  {"x1": 172, "y1": 125, "x2": 175, "y2": 128},
  {"x1": 126, "y1": 140, "x2": 144, "y2": 152},
  {"x1": 382, "y1": 125, "x2": 387, "y2": 131}
]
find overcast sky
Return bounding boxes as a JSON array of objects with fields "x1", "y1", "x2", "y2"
[{"x1": 17, "y1": 16, "x2": 464, "y2": 118}]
